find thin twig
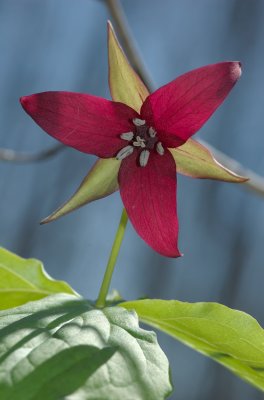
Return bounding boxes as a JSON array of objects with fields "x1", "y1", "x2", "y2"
[
  {"x1": 105, "y1": 0, "x2": 264, "y2": 196},
  {"x1": 0, "y1": 143, "x2": 64, "y2": 163}
]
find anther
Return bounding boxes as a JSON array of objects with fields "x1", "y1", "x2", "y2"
[
  {"x1": 139, "y1": 149, "x2": 150, "y2": 167},
  {"x1": 156, "y1": 142, "x2": 164, "y2": 156},
  {"x1": 149, "y1": 127, "x2": 157, "y2": 137},
  {"x1": 133, "y1": 118, "x2": 146, "y2": 126},
  {"x1": 120, "y1": 132, "x2": 134, "y2": 141},
  {"x1": 116, "y1": 145, "x2": 134, "y2": 160}
]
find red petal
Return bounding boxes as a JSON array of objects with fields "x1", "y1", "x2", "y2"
[
  {"x1": 20, "y1": 92, "x2": 138, "y2": 158},
  {"x1": 141, "y1": 62, "x2": 241, "y2": 146},
  {"x1": 119, "y1": 150, "x2": 181, "y2": 257}
]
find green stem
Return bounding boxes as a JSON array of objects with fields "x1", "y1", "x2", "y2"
[{"x1": 95, "y1": 208, "x2": 128, "y2": 308}]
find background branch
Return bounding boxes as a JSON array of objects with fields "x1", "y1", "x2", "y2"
[{"x1": 0, "y1": 143, "x2": 64, "y2": 163}]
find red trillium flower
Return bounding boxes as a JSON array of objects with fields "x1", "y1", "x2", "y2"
[{"x1": 20, "y1": 61, "x2": 241, "y2": 257}]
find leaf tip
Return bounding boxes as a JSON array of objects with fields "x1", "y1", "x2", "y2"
[
  {"x1": 212, "y1": 155, "x2": 249, "y2": 183},
  {"x1": 40, "y1": 213, "x2": 58, "y2": 225},
  {"x1": 107, "y1": 19, "x2": 113, "y2": 30},
  {"x1": 107, "y1": 20, "x2": 116, "y2": 42}
]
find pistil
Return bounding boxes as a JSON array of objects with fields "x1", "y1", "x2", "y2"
[{"x1": 117, "y1": 120, "x2": 164, "y2": 166}]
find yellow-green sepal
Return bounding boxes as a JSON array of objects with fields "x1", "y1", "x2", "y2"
[
  {"x1": 108, "y1": 21, "x2": 149, "y2": 112},
  {"x1": 170, "y1": 139, "x2": 248, "y2": 182},
  {"x1": 42, "y1": 158, "x2": 120, "y2": 223}
]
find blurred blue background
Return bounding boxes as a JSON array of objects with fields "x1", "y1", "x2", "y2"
[{"x1": 0, "y1": 0, "x2": 264, "y2": 399}]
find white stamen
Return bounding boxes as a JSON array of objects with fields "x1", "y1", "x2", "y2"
[
  {"x1": 149, "y1": 127, "x2": 157, "y2": 137},
  {"x1": 133, "y1": 118, "x2": 146, "y2": 126},
  {"x1": 120, "y1": 131, "x2": 134, "y2": 141},
  {"x1": 116, "y1": 145, "x2": 134, "y2": 160},
  {"x1": 156, "y1": 142, "x2": 164, "y2": 156},
  {"x1": 139, "y1": 149, "x2": 150, "y2": 167}
]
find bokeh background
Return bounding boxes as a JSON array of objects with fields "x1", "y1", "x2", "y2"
[{"x1": 1, "y1": 1, "x2": 264, "y2": 399}]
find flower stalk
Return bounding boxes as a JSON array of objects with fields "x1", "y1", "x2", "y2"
[{"x1": 95, "y1": 208, "x2": 128, "y2": 308}]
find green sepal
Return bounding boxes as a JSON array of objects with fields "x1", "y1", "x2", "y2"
[
  {"x1": 41, "y1": 158, "x2": 120, "y2": 223},
  {"x1": 170, "y1": 139, "x2": 248, "y2": 182}
]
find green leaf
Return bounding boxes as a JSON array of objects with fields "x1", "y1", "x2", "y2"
[
  {"x1": 0, "y1": 294, "x2": 172, "y2": 400},
  {"x1": 41, "y1": 157, "x2": 120, "y2": 223},
  {"x1": 108, "y1": 21, "x2": 149, "y2": 112},
  {"x1": 170, "y1": 139, "x2": 248, "y2": 182},
  {"x1": 121, "y1": 299, "x2": 264, "y2": 392},
  {"x1": 0, "y1": 247, "x2": 77, "y2": 310}
]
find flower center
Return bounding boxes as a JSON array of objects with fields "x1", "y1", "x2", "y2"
[{"x1": 116, "y1": 118, "x2": 164, "y2": 167}]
